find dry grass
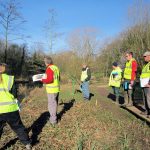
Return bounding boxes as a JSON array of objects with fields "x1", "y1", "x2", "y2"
[{"x1": 1, "y1": 84, "x2": 150, "y2": 150}]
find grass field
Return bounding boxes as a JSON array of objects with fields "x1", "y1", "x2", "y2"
[{"x1": 0, "y1": 84, "x2": 150, "y2": 150}]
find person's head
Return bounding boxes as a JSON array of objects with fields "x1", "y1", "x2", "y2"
[
  {"x1": 143, "y1": 51, "x2": 150, "y2": 62},
  {"x1": 44, "y1": 56, "x2": 53, "y2": 67},
  {"x1": 112, "y1": 62, "x2": 118, "y2": 69},
  {"x1": 125, "y1": 51, "x2": 133, "y2": 61},
  {"x1": 0, "y1": 63, "x2": 7, "y2": 83},
  {"x1": 0, "y1": 63, "x2": 6, "y2": 74},
  {"x1": 82, "y1": 63, "x2": 87, "y2": 69}
]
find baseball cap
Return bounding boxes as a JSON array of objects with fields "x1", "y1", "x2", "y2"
[
  {"x1": 0, "y1": 63, "x2": 7, "y2": 66},
  {"x1": 143, "y1": 51, "x2": 150, "y2": 56}
]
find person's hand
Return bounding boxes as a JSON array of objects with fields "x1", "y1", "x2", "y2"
[
  {"x1": 145, "y1": 84, "x2": 150, "y2": 88},
  {"x1": 42, "y1": 74, "x2": 47, "y2": 79},
  {"x1": 130, "y1": 80, "x2": 134, "y2": 86}
]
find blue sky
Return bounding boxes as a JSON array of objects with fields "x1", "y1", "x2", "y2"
[{"x1": 17, "y1": 0, "x2": 149, "y2": 52}]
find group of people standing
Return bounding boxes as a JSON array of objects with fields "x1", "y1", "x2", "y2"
[
  {"x1": 1, "y1": 50, "x2": 149, "y2": 149},
  {"x1": 0, "y1": 56, "x2": 91, "y2": 149},
  {"x1": 0, "y1": 57, "x2": 61, "y2": 149},
  {"x1": 109, "y1": 51, "x2": 150, "y2": 118}
]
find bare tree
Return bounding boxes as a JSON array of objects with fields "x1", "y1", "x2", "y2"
[
  {"x1": 128, "y1": 0, "x2": 150, "y2": 26},
  {"x1": 68, "y1": 27, "x2": 99, "y2": 64},
  {"x1": 43, "y1": 9, "x2": 61, "y2": 54},
  {"x1": 0, "y1": 0, "x2": 25, "y2": 63}
]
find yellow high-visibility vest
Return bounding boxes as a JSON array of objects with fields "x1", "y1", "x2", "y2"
[
  {"x1": 140, "y1": 62, "x2": 150, "y2": 78},
  {"x1": 45, "y1": 65, "x2": 60, "y2": 93},
  {"x1": 109, "y1": 67, "x2": 122, "y2": 87},
  {"x1": 0, "y1": 74, "x2": 19, "y2": 114},
  {"x1": 123, "y1": 58, "x2": 136, "y2": 80},
  {"x1": 81, "y1": 68, "x2": 88, "y2": 82}
]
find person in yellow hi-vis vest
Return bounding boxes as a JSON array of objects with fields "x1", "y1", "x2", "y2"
[
  {"x1": 0, "y1": 63, "x2": 31, "y2": 150},
  {"x1": 140, "y1": 51, "x2": 150, "y2": 118},
  {"x1": 109, "y1": 62, "x2": 122, "y2": 104},
  {"x1": 41, "y1": 57, "x2": 60, "y2": 126},
  {"x1": 80, "y1": 64, "x2": 91, "y2": 100},
  {"x1": 123, "y1": 51, "x2": 137, "y2": 106}
]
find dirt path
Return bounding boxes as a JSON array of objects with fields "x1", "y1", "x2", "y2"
[{"x1": 97, "y1": 86, "x2": 150, "y2": 123}]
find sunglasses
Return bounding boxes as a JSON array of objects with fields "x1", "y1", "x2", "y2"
[{"x1": 143, "y1": 56, "x2": 147, "y2": 57}]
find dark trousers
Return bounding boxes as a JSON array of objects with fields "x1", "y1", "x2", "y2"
[{"x1": 0, "y1": 111, "x2": 30, "y2": 145}]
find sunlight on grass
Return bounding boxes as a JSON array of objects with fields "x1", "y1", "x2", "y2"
[{"x1": 1, "y1": 84, "x2": 150, "y2": 150}]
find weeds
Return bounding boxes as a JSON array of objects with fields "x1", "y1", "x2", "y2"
[
  {"x1": 1, "y1": 84, "x2": 150, "y2": 150},
  {"x1": 118, "y1": 133, "x2": 131, "y2": 150}
]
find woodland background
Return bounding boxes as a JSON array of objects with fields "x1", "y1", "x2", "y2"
[{"x1": 0, "y1": 0, "x2": 150, "y2": 82}]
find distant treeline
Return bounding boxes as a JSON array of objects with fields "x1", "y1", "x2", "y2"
[
  {"x1": 97, "y1": 23, "x2": 150, "y2": 78},
  {"x1": 0, "y1": 23, "x2": 149, "y2": 82},
  {"x1": 0, "y1": 0, "x2": 149, "y2": 82},
  {"x1": 0, "y1": 11, "x2": 150, "y2": 81}
]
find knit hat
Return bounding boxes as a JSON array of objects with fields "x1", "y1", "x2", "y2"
[{"x1": 112, "y1": 62, "x2": 118, "y2": 67}]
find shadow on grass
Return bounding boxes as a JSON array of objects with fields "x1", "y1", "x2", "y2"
[
  {"x1": 0, "y1": 111, "x2": 49, "y2": 149},
  {"x1": 0, "y1": 138, "x2": 18, "y2": 150},
  {"x1": 29, "y1": 111, "x2": 50, "y2": 145},
  {"x1": 57, "y1": 99, "x2": 75, "y2": 121},
  {"x1": 89, "y1": 93, "x2": 94, "y2": 100},
  {"x1": 74, "y1": 90, "x2": 95, "y2": 100},
  {"x1": 107, "y1": 93, "x2": 125, "y2": 104},
  {"x1": 134, "y1": 105, "x2": 145, "y2": 112},
  {"x1": 0, "y1": 98, "x2": 76, "y2": 149},
  {"x1": 74, "y1": 89, "x2": 82, "y2": 93},
  {"x1": 121, "y1": 106, "x2": 150, "y2": 126}
]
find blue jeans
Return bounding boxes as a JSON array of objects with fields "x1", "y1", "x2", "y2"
[
  {"x1": 112, "y1": 86, "x2": 120, "y2": 101},
  {"x1": 81, "y1": 81, "x2": 90, "y2": 100}
]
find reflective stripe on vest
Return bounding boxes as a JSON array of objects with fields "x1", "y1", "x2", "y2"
[
  {"x1": 123, "y1": 58, "x2": 136, "y2": 80},
  {"x1": 140, "y1": 62, "x2": 150, "y2": 78},
  {"x1": 0, "y1": 88, "x2": 8, "y2": 91},
  {"x1": 8, "y1": 75, "x2": 13, "y2": 91},
  {"x1": 45, "y1": 65, "x2": 60, "y2": 93},
  {"x1": 46, "y1": 85, "x2": 59, "y2": 88},
  {"x1": 0, "y1": 101, "x2": 16, "y2": 106}
]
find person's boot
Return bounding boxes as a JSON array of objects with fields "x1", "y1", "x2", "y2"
[
  {"x1": 140, "y1": 111, "x2": 147, "y2": 115},
  {"x1": 147, "y1": 110, "x2": 150, "y2": 118},
  {"x1": 126, "y1": 99, "x2": 133, "y2": 107}
]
